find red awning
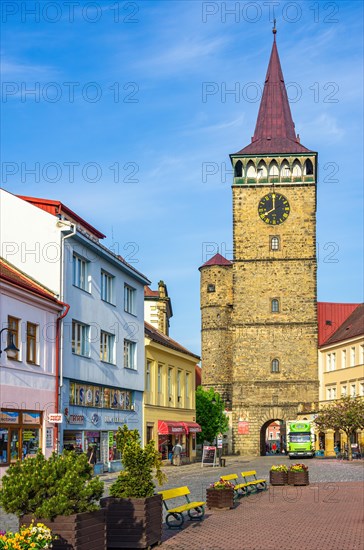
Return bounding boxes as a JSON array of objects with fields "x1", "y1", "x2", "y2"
[
  {"x1": 158, "y1": 420, "x2": 186, "y2": 435},
  {"x1": 182, "y1": 421, "x2": 202, "y2": 434}
]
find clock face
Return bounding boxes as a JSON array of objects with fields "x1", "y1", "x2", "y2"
[{"x1": 258, "y1": 192, "x2": 290, "y2": 225}]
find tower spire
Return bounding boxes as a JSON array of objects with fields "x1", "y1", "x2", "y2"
[{"x1": 234, "y1": 30, "x2": 312, "y2": 155}]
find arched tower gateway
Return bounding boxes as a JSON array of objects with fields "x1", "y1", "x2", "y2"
[{"x1": 200, "y1": 29, "x2": 319, "y2": 455}]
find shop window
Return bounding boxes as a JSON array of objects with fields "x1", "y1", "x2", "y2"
[
  {"x1": 7, "y1": 316, "x2": 20, "y2": 360},
  {"x1": 26, "y1": 322, "x2": 38, "y2": 364},
  {"x1": 0, "y1": 411, "x2": 41, "y2": 466}
]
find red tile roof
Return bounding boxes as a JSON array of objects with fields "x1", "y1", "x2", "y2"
[
  {"x1": 324, "y1": 304, "x2": 364, "y2": 346},
  {"x1": 17, "y1": 195, "x2": 106, "y2": 239},
  {"x1": 234, "y1": 34, "x2": 312, "y2": 155},
  {"x1": 144, "y1": 322, "x2": 200, "y2": 360},
  {"x1": 199, "y1": 253, "x2": 232, "y2": 269},
  {"x1": 317, "y1": 302, "x2": 361, "y2": 346},
  {"x1": 0, "y1": 258, "x2": 61, "y2": 305},
  {"x1": 144, "y1": 286, "x2": 159, "y2": 297}
]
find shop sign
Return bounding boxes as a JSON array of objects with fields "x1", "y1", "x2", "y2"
[
  {"x1": 108, "y1": 431, "x2": 114, "y2": 446},
  {"x1": 48, "y1": 413, "x2": 63, "y2": 423},
  {"x1": 238, "y1": 421, "x2": 249, "y2": 435},
  {"x1": 23, "y1": 412, "x2": 41, "y2": 424},
  {"x1": 68, "y1": 414, "x2": 85, "y2": 425},
  {"x1": 0, "y1": 411, "x2": 19, "y2": 423},
  {"x1": 105, "y1": 416, "x2": 125, "y2": 423}
]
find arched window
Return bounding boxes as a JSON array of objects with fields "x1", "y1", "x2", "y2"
[
  {"x1": 246, "y1": 161, "x2": 256, "y2": 178},
  {"x1": 271, "y1": 359, "x2": 280, "y2": 373},
  {"x1": 292, "y1": 159, "x2": 302, "y2": 177},
  {"x1": 269, "y1": 160, "x2": 279, "y2": 177},
  {"x1": 271, "y1": 299, "x2": 279, "y2": 313},
  {"x1": 235, "y1": 160, "x2": 243, "y2": 177},
  {"x1": 270, "y1": 236, "x2": 280, "y2": 251},
  {"x1": 304, "y1": 159, "x2": 314, "y2": 175}
]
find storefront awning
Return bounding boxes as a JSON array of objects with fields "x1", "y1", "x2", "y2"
[
  {"x1": 182, "y1": 421, "x2": 202, "y2": 434},
  {"x1": 158, "y1": 420, "x2": 186, "y2": 435}
]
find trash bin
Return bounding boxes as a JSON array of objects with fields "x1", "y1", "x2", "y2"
[{"x1": 219, "y1": 458, "x2": 226, "y2": 467}]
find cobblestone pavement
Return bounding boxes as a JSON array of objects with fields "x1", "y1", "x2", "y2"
[{"x1": 1, "y1": 455, "x2": 363, "y2": 548}]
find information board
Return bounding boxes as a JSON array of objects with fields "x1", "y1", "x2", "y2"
[{"x1": 201, "y1": 445, "x2": 217, "y2": 467}]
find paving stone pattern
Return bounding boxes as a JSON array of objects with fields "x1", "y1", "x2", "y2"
[{"x1": 1, "y1": 456, "x2": 363, "y2": 549}]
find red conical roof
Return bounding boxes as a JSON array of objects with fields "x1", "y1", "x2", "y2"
[
  {"x1": 235, "y1": 33, "x2": 312, "y2": 155},
  {"x1": 199, "y1": 253, "x2": 232, "y2": 269}
]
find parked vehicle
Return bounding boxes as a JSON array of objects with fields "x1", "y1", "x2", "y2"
[{"x1": 286, "y1": 420, "x2": 315, "y2": 459}]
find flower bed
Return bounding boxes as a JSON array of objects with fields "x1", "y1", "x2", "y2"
[
  {"x1": 0, "y1": 521, "x2": 54, "y2": 549},
  {"x1": 288, "y1": 464, "x2": 309, "y2": 486},
  {"x1": 206, "y1": 479, "x2": 235, "y2": 510}
]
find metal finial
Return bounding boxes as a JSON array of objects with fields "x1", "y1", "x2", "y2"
[{"x1": 273, "y1": 18, "x2": 277, "y2": 36}]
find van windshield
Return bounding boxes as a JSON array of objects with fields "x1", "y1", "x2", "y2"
[{"x1": 289, "y1": 433, "x2": 310, "y2": 443}]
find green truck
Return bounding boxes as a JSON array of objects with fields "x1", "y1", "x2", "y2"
[{"x1": 286, "y1": 420, "x2": 315, "y2": 459}]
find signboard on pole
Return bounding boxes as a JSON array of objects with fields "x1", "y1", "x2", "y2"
[
  {"x1": 48, "y1": 413, "x2": 63, "y2": 423},
  {"x1": 201, "y1": 445, "x2": 217, "y2": 467},
  {"x1": 238, "y1": 421, "x2": 249, "y2": 435}
]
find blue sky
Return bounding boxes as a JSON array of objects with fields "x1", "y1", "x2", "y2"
[{"x1": 1, "y1": 0, "x2": 363, "y2": 355}]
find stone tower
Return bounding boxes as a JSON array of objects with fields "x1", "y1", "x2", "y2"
[{"x1": 200, "y1": 29, "x2": 319, "y2": 455}]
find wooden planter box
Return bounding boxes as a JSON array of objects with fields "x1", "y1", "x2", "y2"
[
  {"x1": 269, "y1": 471, "x2": 288, "y2": 486},
  {"x1": 100, "y1": 494, "x2": 162, "y2": 549},
  {"x1": 288, "y1": 471, "x2": 309, "y2": 486},
  {"x1": 206, "y1": 488, "x2": 234, "y2": 510},
  {"x1": 22, "y1": 509, "x2": 106, "y2": 550}
]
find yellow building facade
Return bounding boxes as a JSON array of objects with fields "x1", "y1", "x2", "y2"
[
  {"x1": 143, "y1": 283, "x2": 200, "y2": 463},
  {"x1": 318, "y1": 303, "x2": 364, "y2": 456}
]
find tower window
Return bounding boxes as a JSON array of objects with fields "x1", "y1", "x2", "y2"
[
  {"x1": 271, "y1": 299, "x2": 279, "y2": 313},
  {"x1": 270, "y1": 236, "x2": 280, "y2": 251},
  {"x1": 271, "y1": 359, "x2": 280, "y2": 373},
  {"x1": 207, "y1": 284, "x2": 215, "y2": 293},
  {"x1": 235, "y1": 160, "x2": 243, "y2": 178}
]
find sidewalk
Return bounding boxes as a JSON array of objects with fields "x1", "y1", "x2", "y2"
[{"x1": 160, "y1": 481, "x2": 364, "y2": 550}]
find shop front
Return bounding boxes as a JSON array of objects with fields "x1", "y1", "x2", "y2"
[
  {"x1": 0, "y1": 410, "x2": 42, "y2": 466},
  {"x1": 157, "y1": 420, "x2": 201, "y2": 463},
  {"x1": 62, "y1": 380, "x2": 143, "y2": 472}
]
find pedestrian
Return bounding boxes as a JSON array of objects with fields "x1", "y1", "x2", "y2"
[
  {"x1": 172, "y1": 439, "x2": 182, "y2": 466},
  {"x1": 272, "y1": 442, "x2": 277, "y2": 453},
  {"x1": 87, "y1": 445, "x2": 97, "y2": 466},
  {"x1": 168, "y1": 442, "x2": 173, "y2": 464}
]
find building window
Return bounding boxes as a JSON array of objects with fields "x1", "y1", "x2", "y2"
[
  {"x1": 327, "y1": 353, "x2": 331, "y2": 372},
  {"x1": 146, "y1": 361, "x2": 152, "y2": 392},
  {"x1": 124, "y1": 340, "x2": 136, "y2": 370},
  {"x1": 341, "y1": 385, "x2": 347, "y2": 396},
  {"x1": 360, "y1": 382, "x2": 364, "y2": 397},
  {"x1": 124, "y1": 284, "x2": 136, "y2": 315},
  {"x1": 168, "y1": 367, "x2": 173, "y2": 402},
  {"x1": 270, "y1": 236, "x2": 280, "y2": 251},
  {"x1": 350, "y1": 384, "x2": 356, "y2": 397},
  {"x1": 8, "y1": 316, "x2": 20, "y2": 360},
  {"x1": 101, "y1": 270, "x2": 114, "y2": 304},
  {"x1": 331, "y1": 352, "x2": 336, "y2": 371},
  {"x1": 360, "y1": 344, "x2": 364, "y2": 365},
  {"x1": 327, "y1": 387, "x2": 336, "y2": 400},
  {"x1": 271, "y1": 299, "x2": 279, "y2": 313},
  {"x1": 72, "y1": 321, "x2": 90, "y2": 356},
  {"x1": 185, "y1": 372, "x2": 190, "y2": 405},
  {"x1": 235, "y1": 160, "x2": 243, "y2": 177},
  {"x1": 342, "y1": 349, "x2": 347, "y2": 368},
  {"x1": 26, "y1": 322, "x2": 38, "y2": 364},
  {"x1": 157, "y1": 364, "x2": 162, "y2": 394},
  {"x1": 100, "y1": 331, "x2": 115, "y2": 364},
  {"x1": 350, "y1": 347, "x2": 356, "y2": 366},
  {"x1": 271, "y1": 359, "x2": 280, "y2": 373},
  {"x1": 73, "y1": 254, "x2": 89, "y2": 291},
  {"x1": 207, "y1": 284, "x2": 215, "y2": 293},
  {"x1": 177, "y1": 370, "x2": 182, "y2": 402}
]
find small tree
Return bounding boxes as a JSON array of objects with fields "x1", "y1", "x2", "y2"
[
  {"x1": 109, "y1": 425, "x2": 166, "y2": 498},
  {"x1": 196, "y1": 386, "x2": 229, "y2": 444},
  {"x1": 0, "y1": 451, "x2": 104, "y2": 519},
  {"x1": 314, "y1": 396, "x2": 364, "y2": 461}
]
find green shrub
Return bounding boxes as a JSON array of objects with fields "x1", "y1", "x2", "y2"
[
  {"x1": 0, "y1": 451, "x2": 104, "y2": 519},
  {"x1": 109, "y1": 426, "x2": 166, "y2": 499}
]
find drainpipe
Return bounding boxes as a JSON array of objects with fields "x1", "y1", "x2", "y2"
[
  {"x1": 55, "y1": 302, "x2": 70, "y2": 452},
  {"x1": 55, "y1": 219, "x2": 76, "y2": 453}
]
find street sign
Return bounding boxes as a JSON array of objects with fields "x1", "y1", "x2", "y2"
[{"x1": 48, "y1": 413, "x2": 63, "y2": 423}]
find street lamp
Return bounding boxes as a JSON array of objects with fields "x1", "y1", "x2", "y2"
[{"x1": 0, "y1": 327, "x2": 20, "y2": 358}]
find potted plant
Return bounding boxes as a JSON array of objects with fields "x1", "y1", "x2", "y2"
[
  {"x1": 288, "y1": 463, "x2": 309, "y2": 486},
  {"x1": 0, "y1": 520, "x2": 55, "y2": 549},
  {"x1": 206, "y1": 479, "x2": 235, "y2": 510},
  {"x1": 100, "y1": 426, "x2": 166, "y2": 549},
  {"x1": 269, "y1": 464, "x2": 288, "y2": 486},
  {"x1": 0, "y1": 450, "x2": 105, "y2": 549}
]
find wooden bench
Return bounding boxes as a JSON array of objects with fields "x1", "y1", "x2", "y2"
[
  {"x1": 220, "y1": 473, "x2": 249, "y2": 499},
  {"x1": 241, "y1": 470, "x2": 267, "y2": 492},
  {"x1": 158, "y1": 486, "x2": 205, "y2": 529}
]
